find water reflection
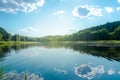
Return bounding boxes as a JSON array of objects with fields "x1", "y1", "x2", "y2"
[
  {"x1": 0, "y1": 44, "x2": 38, "y2": 61},
  {"x1": 0, "y1": 43, "x2": 120, "y2": 62},
  {"x1": 74, "y1": 64, "x2": 104, "y2": 80},
  {"x1": 71, "y1": 46, "x2": 120, "y2": 62},
  {"x1": 5, "y1": 71, "x2": 44, "y2": 80},
  {"x1": 0, "y1": 43, "x2": 120, "y2": 80}
]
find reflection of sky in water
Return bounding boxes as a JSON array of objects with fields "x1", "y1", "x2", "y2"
[
  {"x1": 74, "y1": 64, "x2": 120, "y2": 80},
  {"x1": 1, "y1": 46, "x2": 120, "y2": 80},
  {"x1": 74, "y1": 64, "x2": 104, "y2": 80},
  {"x1": 107, "y1": 69, "x2": 115, "y2": 75},
  {"x1": 54, "y1": 67, "x2": 67, "y2": 74},
  {"x1": 5, "y1": 71, "x2": 44, "y2": 80},
  {"x1": 4, "y1": 64, "x2": 120, "y2": 80}
]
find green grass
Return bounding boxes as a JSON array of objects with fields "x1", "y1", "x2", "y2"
[
  {"x1": 0, "y1": 41, "x2": 39, "y2": 45},
  {"x1": 59, "y1": 40, "x2": 120, "y2": 43}
]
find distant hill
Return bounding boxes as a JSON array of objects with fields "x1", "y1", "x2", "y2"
[
  {"x1": 68, "y1": 21, "x2": 120, "y2": 41},
  {"x1": 85, "y1": 21, "x2": 120, "y2": 32}
]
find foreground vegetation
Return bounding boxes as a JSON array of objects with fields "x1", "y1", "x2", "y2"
[{"x1": 0, "y1": 64, "x2": 41, "y2": 80}]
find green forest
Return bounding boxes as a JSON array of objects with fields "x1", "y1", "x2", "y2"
[{"x1": 1, "y1": 21, "x2": 120, "y2": 42}]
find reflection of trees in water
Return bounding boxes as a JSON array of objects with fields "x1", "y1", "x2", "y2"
[
  {"x1": 71, "y1": 45, "x2": 120, "y2": 62},
  {"x1": 0, "y1": 44, "x2": 38, "y2": 61},
  {"x1": 0, "y1": 43, "x2": 120, "y2": 62},
  {"x1": 39, "y1": 43, "x2": 120, "y2": 62}
]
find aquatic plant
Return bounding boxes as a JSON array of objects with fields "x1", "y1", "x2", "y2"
[{"x1": 0, "y1": 64, "x2": 5, "y2": 80}]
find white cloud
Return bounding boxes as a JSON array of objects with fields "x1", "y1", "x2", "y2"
[
  {"x1": 107, "y1": 69, "x2": 115, "y2": 75},
  {"x1": 116, "y1": 7, "x2": 120, "y2": 11},
  {"x1": 20, "y1": 27, "x2": 40, "y2": 33},
  {"x1": 118, "y1": 0, "x2": 120, "y2": 3},
  {"x1": 0, "y1": 0, "x2": 45, "y2": 13},
  {"x1": 19, "y1": 27, "x2": 41, "y2": 37},
  {"x1": 105, "y1": 7, "x2": 114, "y2": 13},
  {"x1": 72, "y1": 5, "x2": 102, "y2": 18},
  {"x1": 54, "y1": 10, "x2": 65, "y2": 15}
]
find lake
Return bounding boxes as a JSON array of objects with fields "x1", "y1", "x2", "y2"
[{"x1": 0, "y1": 43, "x2": 120, "y2": 80}]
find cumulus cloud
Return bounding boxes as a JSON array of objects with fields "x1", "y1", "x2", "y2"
[
  {"x1": 107, "y1": 69, "x2": 115, "y2": 75},
  {"x1": 72, "y1": 5, "x2": 102, "y2": 18},
  {"x1": 0, "y1": 0, "x2": 45, "y2": 13},
  {"x1": 54, "y1": 10, "x2": 65, "y2": 15},
  {"x1": 105, "y1": 7, "x2": 114, "y2": 13}
]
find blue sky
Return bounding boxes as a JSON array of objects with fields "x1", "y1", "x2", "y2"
[{"x1": 0, "y1": 0, "x2": 120, "y2": 37}]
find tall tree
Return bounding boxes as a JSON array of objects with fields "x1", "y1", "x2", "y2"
[
  {"x1": 114, "y1": 26, "x2": 120, "y2": 40},
  {"x1": 14, "y1": 34, "x2": 20, "y2": 41},
  {"x1": 0, "y1": 33, "x2": 2, "y2": 41}
]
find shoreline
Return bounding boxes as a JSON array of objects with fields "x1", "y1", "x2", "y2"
[
  {"x1": 0, "y1": 40, "x2": 120, "y2": 47},
  {"x1": 59, "y1": 40, "x2": 120, "y2": 47}
]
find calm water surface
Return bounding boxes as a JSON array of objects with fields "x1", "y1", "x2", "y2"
[{"x1": 0, "y1": 43, "x2": 120, "y2": 80}]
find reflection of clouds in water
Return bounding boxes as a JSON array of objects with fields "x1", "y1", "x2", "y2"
[
  {"x1": 54, "y1": 68, "x2": 67, "y2": 74},
  {"x1": 94, "y1": 66, "x2": 105, "y2": 74},
  {"x1": 107, "y1": 69, "x2": 115, "y2": 75},
  {"x1": 24, "y1": 52, "x2": 39, "y2": 57},
  {"x1": 118, "y1": 71, "x2": 120, "y2": 74},
  {"x1": 74, "y1": 64, "x2": 104, "y2": 80},
  {"x1": 5, "y1": 71, "x2": 44, "y2": 80}
]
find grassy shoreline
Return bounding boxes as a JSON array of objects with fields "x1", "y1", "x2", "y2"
[
  {"x1": 0, "y1": 41, "x2": 39, "y2": 45},
  {"x1": 0, "y1": 40, "x2": 120, "y2": 47},
  {"x1": 60, "y1": 40, "x2": 120, "y2": 43},
  {"x1": 59, "y1": 40, "x2": 120, "y2": 47},
  {"x1": 1, "y1": 40, "x2": 120, "y2": 44}
]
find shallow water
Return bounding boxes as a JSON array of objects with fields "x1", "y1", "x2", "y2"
[{"x1": 0, "y1": 43, "x2": 120, "y2": 80}]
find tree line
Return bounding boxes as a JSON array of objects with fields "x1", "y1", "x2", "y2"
[
  {"x1": 0, "y1": 21, "x2": 120, "y2": 42},
  {"x1": 40, "y1": 21, "x2": 120, "y2": 41},
  {"x1": 68, "y1": 21, "x2": 120, "y2": 41},
  {"x1": 0, "y1": 27, "x2": 37, "y2": 42}
]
